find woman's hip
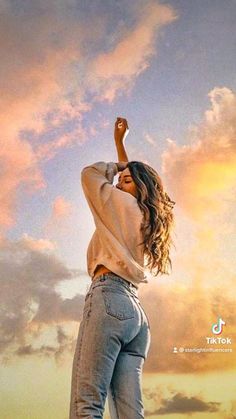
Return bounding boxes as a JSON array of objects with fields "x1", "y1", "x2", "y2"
[{"x1": 81, "y1": 273, "x2": 151, "y2": 352}]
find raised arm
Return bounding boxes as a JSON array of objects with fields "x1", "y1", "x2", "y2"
[{"x1": 114, "y1": 117, "x2": 129, "y2": 162}]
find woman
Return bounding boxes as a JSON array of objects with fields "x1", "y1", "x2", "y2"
[{"x1": 69, "y1": 117, "x2": 175, "y2": 419}]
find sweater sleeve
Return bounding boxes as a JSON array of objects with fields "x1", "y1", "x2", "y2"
[{"x1": 81, "y1": 161, "x2": 119, "y2": 215}]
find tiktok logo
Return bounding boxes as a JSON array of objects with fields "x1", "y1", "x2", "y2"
[{"x1": 211, "y1": 317, "x2": 226, "y2": 335}]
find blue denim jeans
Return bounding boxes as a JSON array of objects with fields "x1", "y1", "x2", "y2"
[{"x1": 69, "y1": 272, "x2": 151, "y2": 418}]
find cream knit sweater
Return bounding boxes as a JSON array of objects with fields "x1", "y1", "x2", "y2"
[{"x1": 81, "y1": 161, "x2": 148, "y2": 288}]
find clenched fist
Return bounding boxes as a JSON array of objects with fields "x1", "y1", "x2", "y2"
[{"x1": 114, "y1": 117, "x2": 129, "y2": 142}]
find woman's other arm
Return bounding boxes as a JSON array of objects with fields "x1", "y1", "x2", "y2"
[
  {"x1": 81, "y1": 161, "x2": 128, "y2": 214},
  {"x1": 114, "y1": 117, "x2": 129, "y2": 162}
]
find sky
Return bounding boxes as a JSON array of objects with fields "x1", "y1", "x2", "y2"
[{"x1": 0, "y1": 0, "x2": 236, "y2": 418}]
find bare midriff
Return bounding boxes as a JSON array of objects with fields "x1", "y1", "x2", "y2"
[{"x1": 92, "y1": 264, "x2": 114, "y2": 281}]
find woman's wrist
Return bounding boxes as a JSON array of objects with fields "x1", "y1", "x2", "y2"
[
  {"x1": 114, "y1": 134, "x2": 125, "y2": 144},
  {"x1": 116, "y1": 161, "x2": 128, "y2": 171}
]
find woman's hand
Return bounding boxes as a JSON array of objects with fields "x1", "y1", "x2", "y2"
[
  {"x1": 116, "y1": 161, "x2": 128, "y2": 172},
  {"x1": 114, "y1": 117, "x2": 129, "y2": 143}
]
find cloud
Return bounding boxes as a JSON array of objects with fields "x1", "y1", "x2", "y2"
[
  {"x1": 18, "y1": 233, "x2": 56, "y2": 251},
  {"x1": 144, "y1": 389, "x2": 220, "y2": 416},
  {"x1": 144, "y1": 133, "x2": 156, "y2": 146},
  {"x1": 0, "y1": 1, "x2": 88, "y2": 230},
  {"x1": 0, "y1": 133, "x2": 46, "y2": 229},
  {"x1": 15, "y1": 325, "x2": 76, "y2": 365},
  {"x1": 0, "y1": 0, "x2": 177, "y2": 231},
  {"x1": 136, "y1": 87, "x2": 236, "y2": 376},
  {"x1": 139, "y1": 273, "x2": 236, "y2": 374},
  {"x1": 0, "y1": 236, "x2": 86, "y2": 364},
  {"x1": 35, "y1": 124, "x2": 88, "y2": 161},
  {"x1": 90, "y1": 1, "x2": 177, "y2": 102},
  {"x1": 43, "y1": 196, "x2": 75, "y2": 237},
  {"x1": 51, "y1": 196, "x2": 74, "y2": 219},
  {"x1": 162, "y1": 87, "x2": 236, "y2": 220}
]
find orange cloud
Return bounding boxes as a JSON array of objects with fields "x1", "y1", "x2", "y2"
[
  {"x1": 162, "y1": 87, "x2": 236, "y2": 220},
  {"x1": 139, "y1": 274, "x2": 236, "y2": 374},
  {"x1": 139, "y1": 87, "x2": 236, "y2": 375}
]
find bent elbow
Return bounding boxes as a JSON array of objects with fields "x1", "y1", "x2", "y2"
[{"x1": 81, "y1": 166, "x2": 93, "y2": 185}]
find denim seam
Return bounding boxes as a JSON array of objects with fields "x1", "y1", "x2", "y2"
[
  {"x1": 139, "y1": 304, "x2": 151, "y2": 330},
  {"x1": 96, "y1": 273, "x2": 138, "y2": 293},
  {"x1": 131, "y1": 295, "x2": 145, "y2": 327},
  {"x1": 92, "y1": 276, "x2": 138, "y2": 298},
  {"x1": 92, "y1": 282, "x2": 137, "y2": 298},
  {"x1": 73, "y1": 293, "x2": 93, "y2": 416},
  {"x1": 110, "y1": 384, "x2": 120, "y2": 419},
  {"x1": 112, "y1": 390, "x2": 144, "y2": 416},
  {"x1": 73, "y1": 318, "x2": 88, "y2": 417}
]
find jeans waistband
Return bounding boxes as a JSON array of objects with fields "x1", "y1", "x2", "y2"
[{"x1": 91, "y1": 273, "x2": 138, "y2": 296}]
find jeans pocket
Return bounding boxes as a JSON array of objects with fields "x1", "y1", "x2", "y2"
[{"x1": 102, "y1": 289, "x2": 135, "y2": 320}]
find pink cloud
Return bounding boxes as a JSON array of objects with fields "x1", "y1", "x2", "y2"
[
  {"x1": 0, "y1": 135, "x2": 45, "y2": 229},
  {"x1": 52, "y1": 196, "x2": 74, "y2": 219},
  {"x1": 43, "y1": 195, "x2": 75, "y2": 237},
  {"x1": 35, "y1": 126, "x2": 87, "y2": 161},
  {"x1": 0, "y1": 0, "x2": 177, "y2": 230},
  {"x1": 0, "y1": 4, "x2": 90, "y2": 230},
  {"x1": 90, "y1": 1, "x2": 177, "y2": 102},
  {"x1": 20, "y1": 234, "x2": 56, "y2": 251}
]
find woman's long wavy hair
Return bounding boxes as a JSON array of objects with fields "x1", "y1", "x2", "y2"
[{"x1": 127, "y1": 161, "x2": 176, "y2": 276}]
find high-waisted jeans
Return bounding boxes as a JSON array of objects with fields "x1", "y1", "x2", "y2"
[{"x1": 69, "y1": 272, "x2": 151, "y2": 419}]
